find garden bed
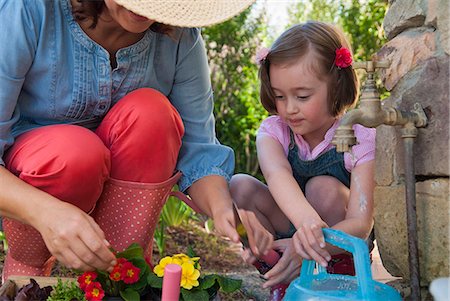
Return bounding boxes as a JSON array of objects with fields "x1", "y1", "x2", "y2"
[{"x1": 0, "y1": 220, "x2": 258, "y2": 300}]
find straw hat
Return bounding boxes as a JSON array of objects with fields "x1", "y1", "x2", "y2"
[{"x1": 113, "y1": 0, "x2": 256, "y2": 27}]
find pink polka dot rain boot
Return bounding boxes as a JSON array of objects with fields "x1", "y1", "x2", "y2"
[
  {"x1": 92, "y1": 173, "x2": 181, "y2": 260},
  {"x1": 2, "y1": 218, "x2": 55, "y2": 283}
]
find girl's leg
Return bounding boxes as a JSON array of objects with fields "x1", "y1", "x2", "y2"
[
  {"x1": 304, "y1": 175, "x2": 349, "y2": 227},
  {"x1": 230, "y1": 174, "x2": 292, "y2": 301},
  {"x1": 304, "y1": 175, "x2": 354, "y2": 275},
  {"x1": 3, "y1": 125, "x2": 110, "y2": 280},
  {"x1": 229, "y1": 174, "x2": 291, "y2": 235},
  {"x1": 93, "y1": 88, "x2": 184, "y2": 254}
]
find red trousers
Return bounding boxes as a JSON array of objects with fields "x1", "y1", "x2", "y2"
[
  {"x1": 5, "y1": 88, "x2": 184, "y2": 212},
  {"x1": 3, "y1": 88, "x2": 184, "y2": 277}
]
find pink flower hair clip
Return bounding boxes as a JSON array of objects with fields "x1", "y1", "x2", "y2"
[
  {"x1": 335, "y1": 47, "x2": 353, "y2": 69},
  {"x1": 255, "y1": 47, "x2": 270, "y2": 66}
]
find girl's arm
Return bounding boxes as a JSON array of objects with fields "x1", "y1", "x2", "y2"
[
  {"x1": 331, "y1": 160, "x2": 375, "y2": 239},
  {"x1": 257, "y1": 135, "x2": 330, "y2": 263}
]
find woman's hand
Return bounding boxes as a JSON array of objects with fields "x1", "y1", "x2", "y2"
[
  {"x1": 34, "y1": 201, "x2": 117, "y2": 272},
  {"x1": 292, "y1": 221, "x2": 331, "y2": 268},
  {"x1": 262, "y1": 239, "x2": 301, "y2": 288},
  {"x1": 210, "y1": 205, "x2": 241, "y2": 244}
]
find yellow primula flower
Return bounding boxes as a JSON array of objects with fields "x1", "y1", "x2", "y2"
[
  {"x1": 172, "y1": 254, "x2": 201, "y2": 269},
  {"x1": 180, "y1": 262, "x2": 200, "y2": 290},
  {"x1": 153, "y1": 256, "x2": 174, "y2": 277}
]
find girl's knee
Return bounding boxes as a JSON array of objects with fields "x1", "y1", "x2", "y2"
[
  {"x1": 230, "y1": 174, "x2": 264, "y2": 209},
  {"x1": 305, "y1": 176, "x2": 349, "y2": 220}
]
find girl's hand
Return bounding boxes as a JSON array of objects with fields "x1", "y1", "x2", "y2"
[
  {"x1": 262, "y1": 239, "x2": 301, "y2": 288},
  {"x1": 236, "y1": 208, "x2": 273, "y2": 257},
  {"x1": 292, "y1": 222, "x2": 331, "y2": 268},
  {"x1": 34, "y1": 201, "x2": 117, "y2": 272}
]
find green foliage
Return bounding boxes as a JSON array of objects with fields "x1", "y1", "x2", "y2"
[
  {"x1": 154, "y1": 219, "x2": 166, "y2": 255},
  {"x1": 180, "y1": 274, "x2": 241, "y2": 301},
  {"x1": 285, "y1": 1, "x2": 389, "y2": 105},
  {"x1": 202, "y1": 6, "x2": 268, "y2": 179},
  {"x1": 286, "y1": 0, "x2": 387, "y2": 61},
  {"x1": 287, "y1": 0, "x2": 340, "y2": 24},
  {"x1": 0, "y1": 230, "x2": 8, "y2": 251},
  {"x1": 154, "y1": 187, "x2": 193, "y2": 255},
  {"x1": 47, "y1": 278, "x2": 86, "y2": 301},
  {"x1": 161, "y1": 195, "x2": 193, "y2": 227},
  {"x1": 340, "y1": 0, "x2": 388, "y2": 61}
]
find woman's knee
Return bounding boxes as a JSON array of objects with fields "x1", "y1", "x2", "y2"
[
  {"x1": 96, "y1": 88, "x2": 184, "y2": 182},
  {"x1": 108, "y1": 88, "x2": 184, "y2": 143},
  {"x1": 7, "y1": 125, "x2": 110, "y2": 211}
]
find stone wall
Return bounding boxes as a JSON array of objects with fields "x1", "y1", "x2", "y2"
[{"x1": 374, "y1": 0, "x2": 449, "y2": 286}]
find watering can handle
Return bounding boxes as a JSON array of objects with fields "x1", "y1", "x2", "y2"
[{"x1": 299, "y1": 228, "x2": 375, "y2": 297}]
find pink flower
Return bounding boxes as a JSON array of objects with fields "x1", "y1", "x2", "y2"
[
  {"x1": 84, "y1": 282, "x2": 105, "y2": 301},
  {"x1": 255, "y1": 47, "x2": 270, "y2": 65},
  {"x1": 109, "y1": 266, "x2": 123, "y2": 282},
  {"x1": 335, "y1": 47, "x2": 352, "y2": 68},
  {"x1": 121, "y1": 261, "x2": 141, "y2": 284},
  {"x1": 77, "y1": 271, "x2": 98, "y2": 291}
]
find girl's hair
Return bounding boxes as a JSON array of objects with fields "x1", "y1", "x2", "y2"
[
  {"x1": 71, "y1": 0, "x2": 173, "y2": 34},
  {"x1": 259, "y1": 21, "x2": 359, "y2": 117}
]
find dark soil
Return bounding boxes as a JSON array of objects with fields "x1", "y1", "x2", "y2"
[
  {"x1": 153, "y1": 221, "x2": 253, "y2": 274},
  {"x1": 0, "y1": 219, "x2": 257, "y2": 300}
]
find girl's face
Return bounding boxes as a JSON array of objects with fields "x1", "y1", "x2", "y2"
[
  {"x1": 270, "y1": 54, "x2": 336, "y2": 148},
  {"x1": 104, "y1": 0, "x2": 155, "y2": 33}
]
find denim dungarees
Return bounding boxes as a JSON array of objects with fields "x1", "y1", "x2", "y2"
[
  {"x1": 288, "y1": 129, "x2": 350, "y2": 192},
  {"x1": 276, "y1": 129, "x2": 351, "y2": 239}
]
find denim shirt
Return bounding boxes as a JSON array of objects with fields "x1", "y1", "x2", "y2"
[{"x1": 0, "y1": 0, "x2": 234, "y2": 192}]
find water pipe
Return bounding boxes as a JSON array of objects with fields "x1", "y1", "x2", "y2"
[{"x1": 331, "y1": 60, "x2": 428, "y2": 301}]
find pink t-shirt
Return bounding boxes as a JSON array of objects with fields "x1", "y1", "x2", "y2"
[{"x1": 257, "y1": 116, "x2": 375, "y2": 172}]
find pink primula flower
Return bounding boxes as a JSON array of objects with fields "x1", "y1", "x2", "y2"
[
  {"x1": 121, "y1": 261, "x2": 141, "y2": 284},
  {"x1": 255, "y1": 47, "x2": 270, "y2": 65},
  {"x1": 335, "y1": 47, "x2": 353, "y2": 68},
  {"x1": 78, "y1": 271, "x2": 98, "y2": 291}
]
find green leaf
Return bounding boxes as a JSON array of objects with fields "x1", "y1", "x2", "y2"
[
  {"x1": 186, "y1": 245, "x2": 197, "y2": 258},
  {"x1": 120, "y1": 287, "x2": 141, "y2": 301},
  {"x1": 181, "y1": 288, "x2": 209, "y2": 301},
  {"x1": 47, "y1": 278, "x2": 86, "y2": 301},
  {"x1": 147, "y1": 272, "x2": 163, "y2": 289},
  {"x1": 116, "y1": 243, "x2": 144, "y2": 259},
  {"x1": 199, "y1": 275, "x2": 217, "y2": 290},
  {"x1": 161, "y1": 194, "x2": 192, "y2": 227},
  {"x1": 217, "y1": 276, "x2": 242, "y2": 293}
]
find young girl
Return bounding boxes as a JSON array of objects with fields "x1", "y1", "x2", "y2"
[{"x1": 230, "y1": 21, "x2": 375, "y2": 299}]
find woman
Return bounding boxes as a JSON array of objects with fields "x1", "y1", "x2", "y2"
[{"x1": 0, "y1": 0, "x2": 269, "y2": 281}]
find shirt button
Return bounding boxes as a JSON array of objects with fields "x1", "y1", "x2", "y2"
[{"x1": 99, "y1": 104, "x2": 106, "y2": 110}]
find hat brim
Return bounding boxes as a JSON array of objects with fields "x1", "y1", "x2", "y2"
[{"x1": 113, "y1": 0, "x2": 256, "y2": 28}]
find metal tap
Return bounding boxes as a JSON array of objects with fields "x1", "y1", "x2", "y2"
[
  {"x1": 331, "y1": 60, "x2": 427, "y2": 152},
  {"x1": 332, "y1": 59, "x2": 429, "y2": 301}
]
